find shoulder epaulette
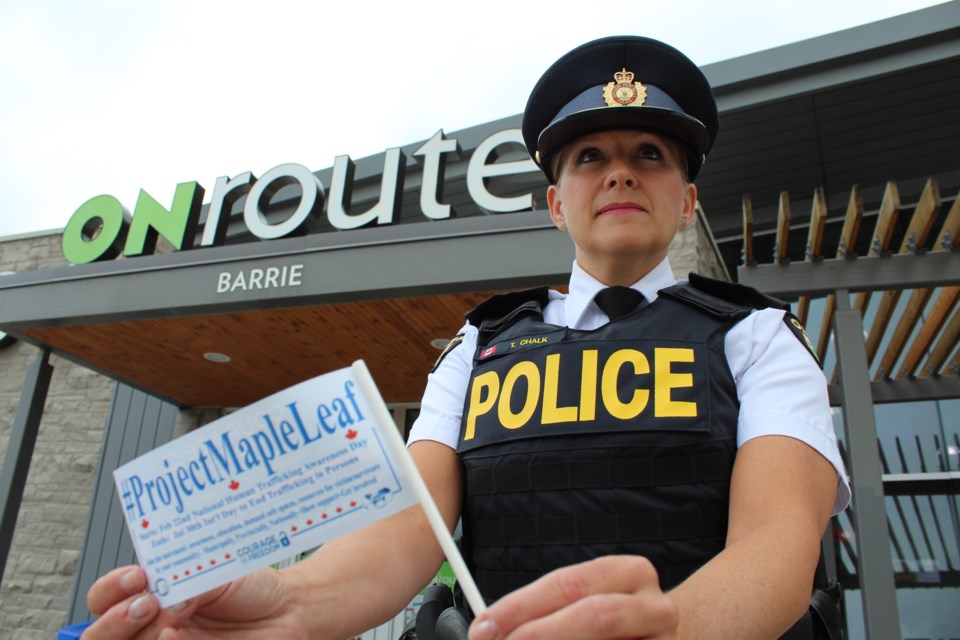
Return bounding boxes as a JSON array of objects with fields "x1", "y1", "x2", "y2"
[
  {"x1": 687, "y1": 272, "x2": 789, "y2": 312},
  {"x1": 464, "y1": 286, "x2": 550, "y2": 326},
  {"x1": 465, "y1": 286, "x2": 550, "y2": 346},
  {"x1": 685, "y1": 274, "x2": 821, "y2": 367},
  {"x1": 658, "y1": 283, "x2": 745, "y2": 318}
]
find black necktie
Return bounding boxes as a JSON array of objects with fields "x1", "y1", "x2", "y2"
[{"x1": 594, "y1": 286, "x2": 646, "y2": 321}]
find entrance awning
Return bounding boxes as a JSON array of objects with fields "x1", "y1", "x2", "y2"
[{"x1": 0, "y1": 213, "x2": 570, "y2": 407}]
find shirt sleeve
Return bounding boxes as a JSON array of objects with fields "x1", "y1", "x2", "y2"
[
  {"x1": 726, "y1": 308, "x2": 851, "y2": 515},
  {"x1": 406, "y1": 323, "x2": 478, "y2": 450}
]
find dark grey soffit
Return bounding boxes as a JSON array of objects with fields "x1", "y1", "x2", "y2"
[{"x1": 702, "y1": 1, "x2": 960, "y2": 109}]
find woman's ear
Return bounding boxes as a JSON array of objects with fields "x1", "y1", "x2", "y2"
[
  {"x1": 681, "y1": 182, "x2": 698, "y2": 226},
  {"x1": 547, "y1": 184, "x2": 566, "y2": 231}
]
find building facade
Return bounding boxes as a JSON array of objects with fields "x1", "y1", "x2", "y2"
[{"x1": 1, "y1": 4, "x2": 958, "y2": 638}]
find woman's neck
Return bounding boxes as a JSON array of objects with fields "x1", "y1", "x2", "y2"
[{"x1": 576, "y1": 251, "x2": 666, "y2": 287}]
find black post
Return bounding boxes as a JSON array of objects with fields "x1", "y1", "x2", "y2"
[{"x1": 0, "y1": 348, "x2": 53, "y2": 582}]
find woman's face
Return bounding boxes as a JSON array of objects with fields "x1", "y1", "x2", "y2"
[{"x1": 546, "y1": 129, "x2": 697, "y2": 283}]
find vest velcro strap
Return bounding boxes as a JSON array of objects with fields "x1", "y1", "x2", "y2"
[
  {"x1": 472, "y1": 508, "x2": 728, "y2": 547},
  {"x1": 466, "y1": 451, "x2": 734, "y2": 494}
]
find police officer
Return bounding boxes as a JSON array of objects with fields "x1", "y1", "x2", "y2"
[{"x1": 84, "y1": 36, "x2": 849, "y2": 640}]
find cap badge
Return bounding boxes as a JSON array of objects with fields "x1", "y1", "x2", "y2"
[{"x1": 603, "y1": 68, "x2": 647, "y2": 107}]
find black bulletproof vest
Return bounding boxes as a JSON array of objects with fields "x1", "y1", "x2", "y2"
[{"x1": 456, "y1": 278, "x2": 767, "y2": 604}]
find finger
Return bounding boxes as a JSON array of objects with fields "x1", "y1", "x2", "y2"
[
  {"x1": 471, "y1": 556, "x2": 661, "y2": 638},
  {"x1": 81, "y1": 591, "x2": 161, "y2": 640},
  {"x1": 88, "y1": 566, "x2": 147, "y2": 615}
]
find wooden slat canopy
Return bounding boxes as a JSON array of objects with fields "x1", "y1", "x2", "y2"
[
  {"x1": 864, "y1": 179, "x2": 941, "y2": 368},
  {"x1": 741, "y1": 195, "x2": 755, "y2": 266},
  {"x1": 852, "y1": 181, "x2": 901, "y2": 316},
  {"x1": 796, "y1": 187, "x2": 827, "y2": 326},
  {"x1": 741, "y1": 177, "x2": 960, "y2": 383},
  {"x1": 816, "y1": 185, "x2": 863, "y2": 362}
]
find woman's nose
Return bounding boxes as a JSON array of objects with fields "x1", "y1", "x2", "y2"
[{"x1": 605, "y1": 165, "x2": 636, "y2": 189}]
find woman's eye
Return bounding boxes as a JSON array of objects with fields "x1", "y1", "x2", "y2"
[
  {"x1": 577, "y1": 148, "x2": 602, "y2": 164},
  {"x1": 637, "y1": 145, "x2": 664, "y2": 160}
]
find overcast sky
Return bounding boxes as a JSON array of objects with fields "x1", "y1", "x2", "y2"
[{"x1": 0, "y1": 0, "x2": 950, "y2": 238}]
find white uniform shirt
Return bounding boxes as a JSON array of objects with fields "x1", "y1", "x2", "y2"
[{"x1": 409, "y1": 257, "x2": 851, "y2": 514}]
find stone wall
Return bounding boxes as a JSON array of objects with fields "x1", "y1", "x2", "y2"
[
  {"x1": 0, "y1": 231, "x2": 115, "y2": 639},
  {"x1": 667, "y1": 203, "x2": 730, "y2": 282}
]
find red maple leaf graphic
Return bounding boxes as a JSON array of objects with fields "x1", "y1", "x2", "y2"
[
  {"x1": 291, "y1": 526, "x2": 298, "y2": 532},
  {"x1": 210, "y1": 560, "x2": 216, "y2": 565},
  {"x1": 140, "y1": 519, "x2": 149, "y2": 529},
  {"x1": 306, "y1": 519, "x2": 313, "y2": 526},
  {"x1": 225, "y1": 553, "x2": 231, "y2": 560},
  {"x1": 229, "y1": 479, "x2": 240, "y2": 490},
  {"x1": 346, "y1": 429, "x2": 358, "y2": 440},
  {"x1": 336, "y1": 507, "x2": 343, "y2": 513},
  {"x1": 185, "y1": 570, "x2": 190, "y2": 576},
  {"x1": 173, "y1": 574, "x2": 179, "y2": 580},
  {"x1": 322, "y1": 513, "x2": 328, "y2": 519},
  {"x1": 350, "y1": 501, "x2": 357, "y2": 508}
]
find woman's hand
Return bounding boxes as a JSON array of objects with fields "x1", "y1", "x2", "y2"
[
  {"x1": 84, "y1": 565, "x2": 309, "y2": 640},
  {"x1": 468, "y1": 556, "x2": 678, "y2": 640}
]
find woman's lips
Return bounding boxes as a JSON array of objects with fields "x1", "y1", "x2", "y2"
[{"x1": 597, "y1": 202, "x2": 645, "y2": 216}]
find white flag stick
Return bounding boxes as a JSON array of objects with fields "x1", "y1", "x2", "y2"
[{"x1": 351, "y1": 360, "x2": 487, "y2": 616}]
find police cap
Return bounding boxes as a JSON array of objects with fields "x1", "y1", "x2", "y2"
[{"x1": 522, "y1": 36, "x2": 718, "y2": 183}]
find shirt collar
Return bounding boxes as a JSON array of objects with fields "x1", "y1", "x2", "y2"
[{"x1": 565, "y1": 257, "x2": 678, "y2": 328}]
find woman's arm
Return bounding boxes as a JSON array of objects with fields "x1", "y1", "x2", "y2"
[
  {"x1": 669, "y1": 434, "x2": 837, "y2": 639},
  {"x1": 467, "y1": 435, "x2": 838, "y2": 640}
]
